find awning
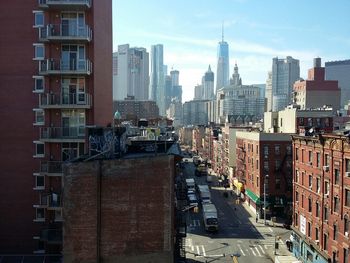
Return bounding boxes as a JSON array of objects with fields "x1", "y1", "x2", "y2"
[{"x1": 245, "y1": 189, "x2": 261, "y2": 205}]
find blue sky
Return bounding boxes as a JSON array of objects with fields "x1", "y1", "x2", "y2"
[{"x1": 113, "y1": 0, "x2": 350, "y2": 102}]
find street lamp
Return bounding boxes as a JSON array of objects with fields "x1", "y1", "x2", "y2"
[{"x1": 264, "y1": 174, "x2": 269, "y2": 225}]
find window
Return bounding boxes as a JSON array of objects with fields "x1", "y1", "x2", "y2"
[
  {"x1": 347, "y1": 159, "x2": 350, "y2": 173},
  {"x1": 257, "y1": 176, "x2": 259, "y2": 187},
  {"x1": 295, "y1": 170, "x2": 299, "y2": 183},
  {"x1": 275, "y1": 160, "x2": 281, "y2": 171},
  {"x1": 323, "y1": 233, "x2": 328, "y2": 250},
  {"x1": 296, "y1": 148, "x2": 299, "y2": 161},
  {"x1": 345, "y1": 217, "x2": 349, "y2": 234},
  {"x1": 36, "y1": 208, "x2": 45, "y2": 221},
  {"x1": 256, "y1": 145, "x2": 259, "y2": 154},
  {"x1": 33, "y1": 76, "x2": 44, "y2": 92},
  {"x1": 302, "y1": 194, "x2": 304, "y2": 208},
  {"x1": 33, "y1": 11, "x2": 44, "y2": 27},
  {"x1": 35, "y1": 174, "x2": 45, "y2": 189},
  {"x1": 316, "y1": 152, "x2": 320, "y2": 167},
  {"x1": 264, "y1": 145, "x2": 269, "y2": 155},
  {"x1": 55, "y1": 209, "x2": 63, "y2": 222},
  {"x1": 325, "y1": 181, "x2": 330, "y2": 195},
  {"x1": 308, "y1": 222, "x2": 311, "y2": 237},
  {"x1": 295, "y1": 191, "x2": 299, "y2": 202},
  {"x1": 324, "y1": 206, "x2": 328, "y2": 221},
  {"x1": 335, "y1": 169, "x2": 340, "y2": 185},
  {"x1": 316, "y1": 202, "x2": 320, "y2": 217},
  {"x1": 309, "y1": 175, "x2": 313, "y2": 188},
  {"x1": 33, "y1": 109, "x2": 44, "y2": 125},
  {"x1": 325, "y1": 154, "x2": 329, "y2": 166},
  {"x1": 275, "y1": 145, "x2": 280, "y2": 155},
  {"x1": 33, "y1": 44, "x2": 44, "y2": 60},
  {"x1": 256, "y1": 160, "x2": 259, "y2": 169},
  {"x1": 308, "y1": 151, "x2": 312, "y2": 164},
  {"x1": 308, "y1": 197, "x2": 312, "y2": 212},
  {"x1": 275, "y1": 178, "x2": 280, "y2": 189},
  {"x1": 346, "y1": 189, "x2": 350, "y2": 207},
  {"x1": 295, "y1": 213, "x2": 298, "y2": 226},
  {"x1": 344, "y1": 248, "x2": 349, "y2": 263},
  {"x1": 302, "y1": 149, "x2": 304, "y2": 162},
  {"x1": 34, "y1": 141, "x2": 45, "y2": 157},
  {"x1": 316, "y1": 178, "x2": 320, "y2": 193},
  {"x1": 334, "y1": 197, "x2": 340, "y2": 213},
  {"x1": 315, "y1": 227, "x2": 319, "y2": 241},
  {"x1": 286, "y1": 145, "x2": 292, "y2": 155},
  {"x1": 264, "y1": 161, "x2": 269, "y2": 171},
  {"x1": 334, "y1": 224, "x2": 338, "y2": 240}
]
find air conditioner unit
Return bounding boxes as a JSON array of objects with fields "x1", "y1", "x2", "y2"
[
  {"x1": 346, "y1": 172, "x2": 350, "y2": 177},
  {"x1": 323, "y1": 165, "x2": 329, "y2": 172},
  {"x1": 324, "y1": 194, "x2": 329, "y2": 198},
  {"x1": 315, "y1": 240, "x2": 320, "y2": 245},
  {"x1": 309, "y1": 161, "x2": 313, "y2": 166},
  {"x1": 345, "y1": 232, "x2": 349, "y2": 238}
]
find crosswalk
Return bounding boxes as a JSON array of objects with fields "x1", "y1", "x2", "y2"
[
  {"x1": 188, "y1": 219, "x2": 201, "y2": 227},
  {"x1": 185, "y1": 238, "x2": 273, "y2": 258}
]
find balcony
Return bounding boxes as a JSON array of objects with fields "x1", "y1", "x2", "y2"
[
  {"x1": 40, "y1": 161, "x2": 63, "y2": 176},
  {"x1": 33, "y1": 195, "x2": 49, "y2": 208},
  {"x1": 39, "y1": 92, "x2": 92, "y2": 109},
  {"x1": 48, "y1": 193, "x2": 62, "y2": 210},
  {"x1": 39, "y1": 59, "x2": 92, "y2": 75},
  {"x1": 39, "y1": 24, "x2": 92, "y2": 42},
  {"x1": 40, "y1": 127, "x2": 85, "y2": 142},
  {"x1": 40, "y1": 229, "x2": 63, "y2": 244},
  {"x1": 38, "y1": 0, "x2": 91, "y2": 10}
]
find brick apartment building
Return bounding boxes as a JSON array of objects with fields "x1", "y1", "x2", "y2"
[
  {"x1": 292, "y1": 133, "x2": 350, "y2": 263},
  {"x1": 0, "y1": 0, "x2": 112, "y2": 256},
  {"x1": 235, "y1": 131, "x2": 293, "y2": 219},
  {"x1": 63, "y1": 155, "x2": 175, "y2": 263},
  {"x1": 113, "y1": 95, "x2": 160, "y2": 121}
]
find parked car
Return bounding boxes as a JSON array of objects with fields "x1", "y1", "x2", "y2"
[{"x1": 187, "y1": 194, "x2": 199, "y2": 207}]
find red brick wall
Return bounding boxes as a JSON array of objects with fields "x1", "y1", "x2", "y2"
[
  {"x1": 0, "y1": 0, "x2": 40, "y2": 252},
  {"x1": 63, "y1": 155, "x2": 174, "y2": 263}
]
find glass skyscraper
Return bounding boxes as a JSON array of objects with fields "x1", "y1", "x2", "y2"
[{"x1": 216, "y1": 34, "x2": 230, "y2": 91}]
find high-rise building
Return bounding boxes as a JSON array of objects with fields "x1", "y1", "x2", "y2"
[
  {"x1": 150, "y1": 44, "x2": 165, "y2": 116},
  {"x1": 294, "y1": 58, "x2": 340, "y2": 112},
  {"x1": 194, "y1": 84, "x2": 203, "y2": 100},
  {"x1": 170, "y1": 70, "x2": 179, "y2": 86},
  {"x1": 269, "y1": 56, "x2": 300, "y2": 111},
  {"x1": 202, "y1": 65, "x2": 215, "y2": 100},
  {"x1": 265, "y1": 71, "x2": 273, "y2": 111},
  {"x1": 0, "y1": 0, "x2": 112, "y2": 256},
  {"x1": 325, "y1": 59, "x2": 350, "y2": 109},
  {"x1": 216, "y1": 27, "x2": 230, "y2": 91},
  {"x1": 183, "y1": 100, "x2": 209, "y2": 126},
  {"x1": 113, "y1": 44, "x2": 149, "y2": 101}
]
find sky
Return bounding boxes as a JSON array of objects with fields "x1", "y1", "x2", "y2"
[{"x1": 113, "y1": 0, "x2": 350, "y2": 102}]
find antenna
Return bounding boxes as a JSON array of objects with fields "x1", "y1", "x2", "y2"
[{"x1": 222, "y1": 21, "x2": 224, "y2": 42}]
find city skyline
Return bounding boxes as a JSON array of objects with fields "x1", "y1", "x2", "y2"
[{"x1": 113, "y1": 0, "x2": 350, "y2": 102}]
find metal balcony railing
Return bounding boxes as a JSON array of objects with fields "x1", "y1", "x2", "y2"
[
  {"x1": 39, "y1": 59, "x2": 92, "y2": 75},
  {"x1": 40, "y1": 127, "x2": 85, "y2": 141},
  {"x1": 48, "y1": 194, "x2": 62, "y2": 209},
  {"x1": 39, "y1": 92, "x2": 92, "y2": 108},
  {"x1": 39, "y1": 24, "x2": 92, "y2": 42},
  {"x1": 40, "y1": 161, "x2": 63, "y2": 175},
  {"x1": 40, "y1": 229, "x2": 63, "y2": 244},
  {"x1": 38, "y1": 0, "x2": 91, "y2": 9}
]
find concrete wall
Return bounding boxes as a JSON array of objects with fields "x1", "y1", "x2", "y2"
[{"x1": 63, "y1": 155, "x2": 174, "y2": 263}]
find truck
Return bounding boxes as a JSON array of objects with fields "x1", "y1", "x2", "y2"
[
  {"x1": 185, "y1": 178, "x2": 196, "y2": 191},
  {"x1": 202, "y1": 203, "x2": 218, "y2": 232},
  {"x1": 197, "y1": 185, "x2": 211, "y2": 204}
]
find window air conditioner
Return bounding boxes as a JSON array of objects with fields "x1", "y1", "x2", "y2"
[
  {"x1": 345, "y1": 232, "x2": 349, "y2": 238},
  {"x1": 323, "y1": 165, "x2": 329, "y2": 172},
  {"x1": 346, "y1": 172, "x2": 350, "y2": 177}
]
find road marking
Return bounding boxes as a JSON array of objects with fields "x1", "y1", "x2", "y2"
[
  {"x1": 264, "y1": 244, "x2": 273, "y2": 249},
  {"x1": 254, "y1": 246, "x2": 262, "y2": 257},
  {"x1": 280, "y1": 239, "x2": 284, "y2": 244},
  {"x1": 250, "y1": 247, "x2": 256, "y2": 256},
  {"x1": 268, "y1": 227, "x2": 273, "y2": 232},
  {"x1": 201, "y1": 245, "x2": 206, "y2": 256},
  {"x1": 196, "y1": 245, "x2": 200, "y2": 256},
  {"x1": 258, "y1": 245, "x2": 266, "y2": 254},
  {"x1": 238, "y1": 244, "x2": 246, "y2": 256}
]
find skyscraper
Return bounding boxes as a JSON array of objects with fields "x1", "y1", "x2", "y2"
[
  {"x1": 325, "y1": 59, "x2": 350, "y2": 109},
  {"x1": 203, "y1": 65, "x2": 215, "y2": 100},
  {"x1": 149, "y1": 44, "x2": 166, "y2": 115},
  {"x1": 269, "y1": 56, "x2": 300, "y2": 111},
  {"x1": 0, "y1": 0, "x2": 112, "y2": 255},
  {"x1": 216, "y1": 26, "x2": 230, "y2": 91},
  {"x1": 113, "y1": 44, "x2": 149, "y2": 101}
]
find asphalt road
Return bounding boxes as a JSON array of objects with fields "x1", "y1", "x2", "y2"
[{"x1": 181, "y1": 157, "x2": 291, "y2": 263}]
